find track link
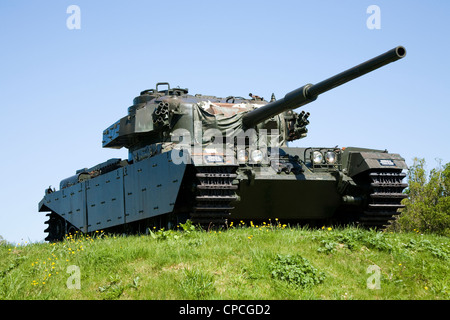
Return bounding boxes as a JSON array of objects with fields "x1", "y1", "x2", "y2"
[
  {"x1": 190, "y1": 166, "x2": 238, "y2": 226},
  {"x1": 358, "y1": 170, "x2": 407, "y2": 228}
]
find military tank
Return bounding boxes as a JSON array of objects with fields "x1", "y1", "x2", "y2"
[{"x1": 39, "y1": 46, "x2": 408, "y2": 241}]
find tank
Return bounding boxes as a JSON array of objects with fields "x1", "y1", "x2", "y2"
[{"x1": 39, "y1": 46, "x2": 408, "y2": 241}]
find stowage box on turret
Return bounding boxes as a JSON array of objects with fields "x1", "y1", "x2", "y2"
[{"x1": 39, "y1": 46, "x2": 408, "y2": 241}]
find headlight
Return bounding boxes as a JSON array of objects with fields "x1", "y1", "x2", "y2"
[
  {"x1": 312, "y1": 151, "x2": 323, "y2": 164},
  {"x1": 250, "y1": 149, "x2": 263, "y2": 163},
  {"x1": 237, "y1": 149, "x2": 248, "y2": 163},
  {"x1": 325, "y1": 151, "x2": 337, "y2": 164}
]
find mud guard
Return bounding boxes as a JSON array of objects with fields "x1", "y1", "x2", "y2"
[{"x1": 342, "y1": 147, "x2": 407, "y2": 177}]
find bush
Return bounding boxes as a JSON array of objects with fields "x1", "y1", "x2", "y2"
[
  {"x1": 270, "y1": 254, "x2": 325, "y2": 288},
  {"x1": 392, "y1": 158, "x2": 450, "y2": 236}
]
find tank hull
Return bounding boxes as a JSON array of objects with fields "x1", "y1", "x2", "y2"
[{"x1": 39, "y1": 146, "x2": 407, "y2": 241}]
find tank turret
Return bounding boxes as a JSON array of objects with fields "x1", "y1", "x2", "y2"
[{"x1": 102, "y1": 46, "x2": 406, "y2": 159}]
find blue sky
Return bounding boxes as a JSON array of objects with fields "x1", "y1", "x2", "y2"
[{"x1": 1, "y1": 1, "x2": 449, "y2": 244}]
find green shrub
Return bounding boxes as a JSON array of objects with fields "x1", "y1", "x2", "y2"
[
  {"x1": 392, "y1": 158, "x2": 450, "y2": 236},
  {"x1": 270, "y1": 254, "x2": 325, "y2": 288}
]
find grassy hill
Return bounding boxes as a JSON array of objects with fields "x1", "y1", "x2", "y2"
[{"x1": 1, "y1": 222, "x2": 449, "y2": 300}]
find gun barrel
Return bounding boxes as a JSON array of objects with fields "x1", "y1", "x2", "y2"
[
  {"x1": 307, "y1": 46, "x2": 406, "y2": 97},
  {"x1": 242, "y1": 46, "x2": 406, "y2": 128}
]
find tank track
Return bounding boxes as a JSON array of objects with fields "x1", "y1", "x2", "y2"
[
  {"x1": 358, "y1": 170, "x2": 408, "y2": 228},
  {"x1": 190, "y1": 165, "x2": 238, "y2": 226},
  {"x1": 44, "y1": 212, "x2": 65, "y2": 242}
]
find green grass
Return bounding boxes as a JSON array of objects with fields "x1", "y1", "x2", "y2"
[{"x1": 1, "y1": 222, "x2": 449, "y2": 300}]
